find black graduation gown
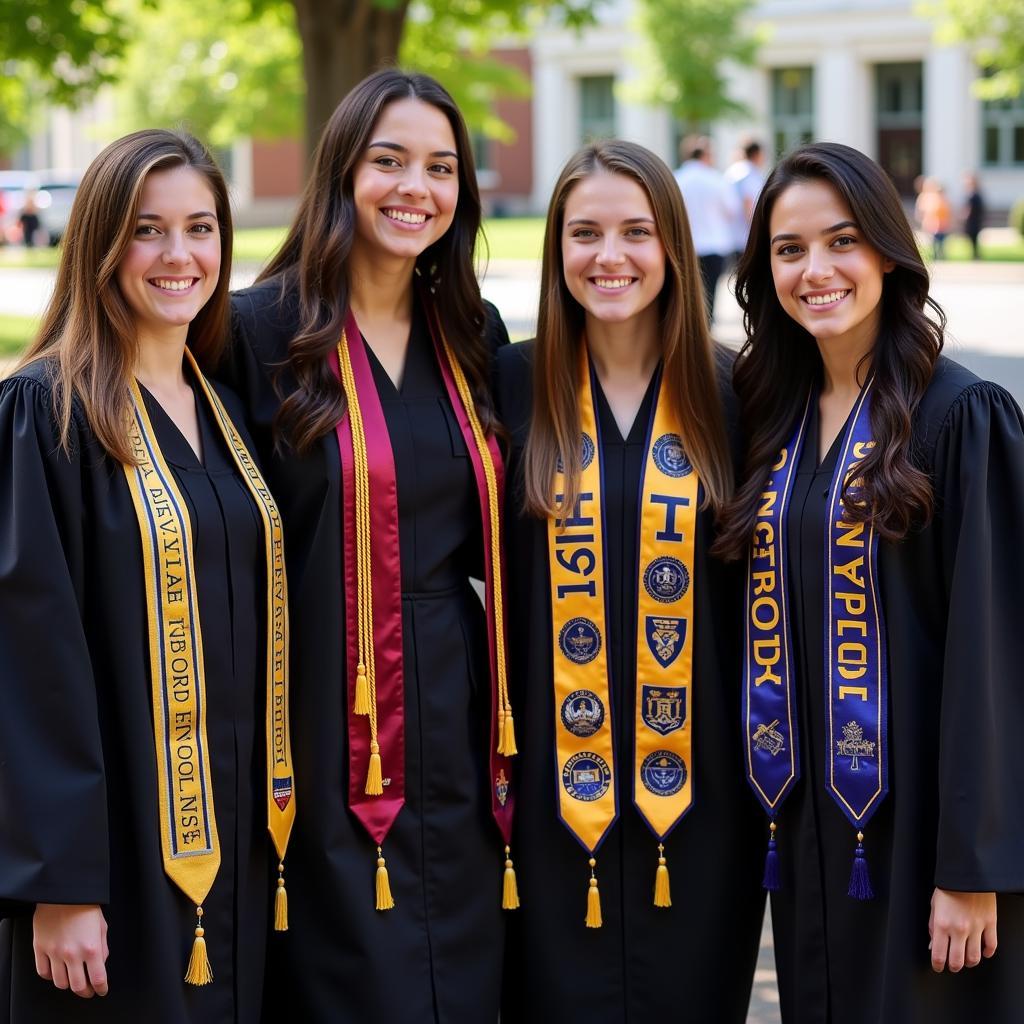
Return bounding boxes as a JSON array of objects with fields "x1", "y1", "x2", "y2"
[
  {"x1": 770, "y1": 356, "x2": 1024, "y2": 1024},
  {"x1": 494, "y1": 341, "x2": 766, "y2": 1024},
  {"x1": 225, "y1": 280, "x2": 510, "y2": 1024},
  {"x1": 0, "y1": 360, "x2": 270, "y2": 1023}
]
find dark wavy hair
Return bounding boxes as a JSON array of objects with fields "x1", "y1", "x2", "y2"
[
  {"x1": 258, "y1": 68, "x2": 491, "y2": 453},
  {"x1": 18, "y1": 129, "x2": 231, "y2": 464},
  {"x1": 522, "y1": 139, "x2": 732, "y2": 520},
  {"x1": 714, "y1": 142, "x2": 944, "y2": 560}
]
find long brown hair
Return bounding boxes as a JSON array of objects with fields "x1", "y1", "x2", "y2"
[
  {"x1": 522, "y1": 139, "x2": 732, "y2": 519},
  {"x1": 259, "y1": 69, "x2": 493, "y2": 453},
  {"x1": 17, "y1": 129, "x2": 232, "y2": 464},
  {"x1": 714, "y1": 142, "x2": 943, "y2": 561}
]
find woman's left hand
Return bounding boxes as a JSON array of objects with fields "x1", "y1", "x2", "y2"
[{"x1": 928, "y1": 888, "x2": 997, "y2": 972}]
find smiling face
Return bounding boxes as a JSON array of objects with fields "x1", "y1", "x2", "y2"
[
  {"x1": 560, "y1": 170, "x2": 666, "y2": 327},
  {"x1": 115, "y1": 165, "x2": 221, "y2": 344},
  {"x1": 769, "y1": 178, "x2": 893, "y2": 356},
  {"x1": 350, "y1": 96, "x2": 460, "y2": 266}
]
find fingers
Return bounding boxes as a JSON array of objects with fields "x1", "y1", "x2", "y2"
[
  {"x1": 85, "y1": 948, "x2": 109, "y2": 997},
  {"x1": 48, "y1": 956, "x2": 70, "y2": 992},
  {"x1": 33, "y1": 947, "x2": 52, "y2": 982},
  {"x1": 931, "y1": 931, "x2": 951, "y2": 973},
  {"x1": 983, "y1": 918, "x2": 999, "y2": 960},
  {"x1": 65, "y1": 958, "x2": 95, "y2": 998},
  {"x1": 965, "y1": 927, "x2": 983, "y2": 969}
]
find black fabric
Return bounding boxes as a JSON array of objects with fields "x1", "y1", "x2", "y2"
[
  {"x1": 494, "y1": 341, "x2": 765, "y2": 1024},
  {"x1": 225, "y1": 281, "x2": 511, "y2": 1024},
  {"x1": 0, "y1": 361, "x2": 270, "y2": 1023},
  {"x1": 769, "y1": 356, "x2": 1024, "y2": 1024}
]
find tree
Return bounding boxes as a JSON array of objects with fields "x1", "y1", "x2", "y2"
[
  {"x1": 919, "y1": 0, "x2": 1024, "y2": 99},
  {"x1": 266, "y1": 0, "x2": 599, "y2": 156},
  {"x1": 633, "y1": 0, "x2": 758, "y2": 131},
  {"x1": 0, "y1": 0, "x2": 132, "y2": 152}
]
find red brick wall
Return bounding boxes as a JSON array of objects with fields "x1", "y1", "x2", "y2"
[
  {"x1": 488, "y1": 48, "x2": 533, "y2": 202},
  {"x1": 251, "y1": 138, "x2": 304, "y2": 199}
]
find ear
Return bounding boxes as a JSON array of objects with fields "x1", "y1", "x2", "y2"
[{"x1": 882, "y1": 257, "x2": 896, "y2": 274}]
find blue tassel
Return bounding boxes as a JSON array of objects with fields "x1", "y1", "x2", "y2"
[
  {"x1": 848, "y1": 832, "x2": 874, "y2": 900},
  {"x1": 762, "y1": 821, "x2": 780, "y2": 892}
]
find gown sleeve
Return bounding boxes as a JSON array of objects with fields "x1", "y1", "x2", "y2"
[
  {"x1": 932, "y1": 381, "x2": 1024, "y2": 893},
  {"x1": 0, "y1": 376, "x2": 109, "y2": 911}
]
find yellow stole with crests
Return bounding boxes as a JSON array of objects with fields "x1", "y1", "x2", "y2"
[
  {"x1": 548, "y1": 348, "x2": 697, "y2": 927},
  {"x1": 122, "y1": 349, "x2": 294, "y2": 985}
]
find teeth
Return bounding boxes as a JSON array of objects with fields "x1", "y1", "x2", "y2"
[
  {"x1": 593, "y1": 278, "x2": 632, "y2": 289},
  {"x1": 383, "y1": 209, "x2": 427, "y2": 224},
  {"x1": 152, "y1": 279, "x2": 195, "y2": 291},
  {"x1": 805, "y1": 290, "x2": 848, "y2": 305}
]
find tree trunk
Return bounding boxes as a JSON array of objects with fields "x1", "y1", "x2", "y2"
[{"x1": 291, "y1": 0, "x2": 410, "y2": 164}]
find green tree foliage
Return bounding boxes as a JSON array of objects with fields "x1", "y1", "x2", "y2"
[
  {"x1": 634, "y1": 0, "x2": 758, "y2": 129},
  {"x1": 0, "y1": 0, "x2": 131, "y2": 151},
  {"x1": 920, "y1": 0, "x2": 1024, "y2": 98},
  {"x1": 115, "y1": 0, "x2": 303, "y2": 148}
]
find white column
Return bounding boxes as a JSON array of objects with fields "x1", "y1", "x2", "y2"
[
  {"x1": 815, "y1": 47, "x2": 870, "y2": 152},
  {"x1": 531, "y1": 52, "x2": 573, "y2": 211},
  {"x1": 924, "y1": 44, "x2": 971, "y2": 196}
]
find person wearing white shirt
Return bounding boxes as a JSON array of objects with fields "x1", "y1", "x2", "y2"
[{"x1": 725, "y1": 140, "x2": 766, "y2": 257}]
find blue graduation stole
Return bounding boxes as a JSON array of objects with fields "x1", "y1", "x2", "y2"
[{"x1": 744, "y1": 379, "x2": 888, "y2": 899}]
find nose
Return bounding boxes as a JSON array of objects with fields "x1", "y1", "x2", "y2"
[
  {"x1": 803, "y1": 244, "x2": 834, "y2": 284},
  {"x1": 595, "y1": 235, "x2": 625, "y2": 267},
  {"x1": 161, "y1": 230, "x2": 192, "y2": 267},
  {"x1": 397, "y1": 163, "x2": 429, "y2": 199}
]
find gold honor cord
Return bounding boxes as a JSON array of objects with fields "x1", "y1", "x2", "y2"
[
  {"x1": 632, "y1": 372, "x2": 699, "y2": 906},
  {"x1": 548, "y1": 352, "x2": 616, "y2": 927},
  {"x1": 437, "y1": 332, "x2": 516, "y2": 756},
  {"x1": 186, "y1": 350, "x2": 295, "y2": 931},
  {"x1": 124, "y1": 380, "x2": 220, "y2": 985}
]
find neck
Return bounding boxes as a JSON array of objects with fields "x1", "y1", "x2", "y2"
[
  {"x1": 816, "y1": 328, "x2": 877, "y2": 402},
  {"x1": 133, "y1": 326, "x2": 189, "y2": 393},
  {"x1": 348, "y1": 244, "x2": 416, "y2": 323},
  {"x1": 585, "y1": 307, "x2": 661, "y2": 384}
]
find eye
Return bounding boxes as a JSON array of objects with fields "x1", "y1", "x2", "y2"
[
  {"x1": 428, "y1": 162, "x2": 455, "y2": 176},
  {"x1": 373, "y1": 156, "x2": 400, "y2": 168},
  {"x1": 775, "y1": 243, "x2": 802, "y2": 257},
  {"x1": 831, "y1": 234, "x2": 857, "y2": 248},
  {"x1": 625, "y1": 227, "x2": 652, "y2": 238},
  {"x1": 189, "y1": 222, "x2": 215, "y2": 235},
  {"x1": 571, "y1": 229, "x2": 597, "y2": 240},
  {"x1": 135, "y1": 224, "x2": 160, "y2": 237}
]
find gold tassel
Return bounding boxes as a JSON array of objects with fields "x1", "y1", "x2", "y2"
[
  {"x1": 585, "y1": 858, "x2": 602, "y2": 929},
  {"x1": 498, "y1": 712, "x2": 518, "y2": 756},
  {"x1": 375, "y1": 847, "x2": 395, "y2": 911},
  {"x1": 274, "y1": 863, "x2": 288, "y2": 931},
  {"x1": 365, "y1": 741, "x2": 383, "y2": 796},
  {"x1": 502, "y1": 846, "x2": 520, "y2": 910},
  {"x1": 354, "y1": 664, "x2": 370, "y2": 715},
  {"x1": 184, "y1": 907, "x2": 214, "y2": 986},
  {"x1": 654, "y1": 844, "x2": 671, "y2": 908}
]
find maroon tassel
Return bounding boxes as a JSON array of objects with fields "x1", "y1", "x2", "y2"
[
  {"x1": 762, "y1": 820, "x2": 780, "y2": 892},
  {"x1": 848, "y1": 831, "x2": 874, "y2": 900}
]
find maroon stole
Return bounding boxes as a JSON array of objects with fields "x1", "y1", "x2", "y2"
[{"x1": 330, "y1": 302, "x2": 516, "y2": 909}]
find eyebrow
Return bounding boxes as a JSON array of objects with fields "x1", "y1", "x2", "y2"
[
  {"x1": 137, "y1": 211, "x2": 217, "y2": 221},
  {"x1": 565, "y1": 216, "x2": 656, "y2": 226},
  {"x1": 770, "y1": 220, "x2": 858, "y2": 245},
  {"x1": 367, "y1": 140, "x2": 459, "y2": 160}
]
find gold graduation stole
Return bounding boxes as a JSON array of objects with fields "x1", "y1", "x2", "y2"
[
  {"x1": 123, "y1": 349, "x2": 294, "y2": 986},
  {"x1": 548, "y1": 348, "x2": 698, "y2": 927}
]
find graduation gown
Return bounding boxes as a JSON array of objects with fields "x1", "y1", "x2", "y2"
[
  {"x1": 494, "y1": 341, "x2": 766, "y2": 1024},
  {"x1": 0, "y1": 360, "x2": 270, "y2": 1023},
  {"x1": 225, "y1": 280, "x2": 510, "y2": 1024},
  {"x1": 770, "y1": 356, "x2": 1024, "y2": 1023}
]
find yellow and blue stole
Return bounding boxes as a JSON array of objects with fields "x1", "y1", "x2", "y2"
[
  {"x1": 548, "y1": 348, "x2": 698, "y2": 927},
  {"x1": 744, "y1": 379, "x2": 887, "y2": 899},
  {"x1": 123, "y1": 349, "x2": 294, "y2": 985}
]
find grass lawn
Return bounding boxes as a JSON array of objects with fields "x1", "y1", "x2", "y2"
[{"x1": 0, "y1": 314, "x2": 38, "y2": 360}]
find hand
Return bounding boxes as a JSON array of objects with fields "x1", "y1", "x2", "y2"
[
  {"x1": 32, "y1": 903, "x2": 109, "y2": 998},
  {"x1": 928, "y1": 888, "x2": 997, "y2": 973}
]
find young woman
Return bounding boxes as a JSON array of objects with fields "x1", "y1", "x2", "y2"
[
  {"x1": 495, "y1": 140, "x2": 765, "y2": 1023},
  {"x1": 716, "y1": 142, "x2": 1024, "y2": 1023},
  {"x1": 225, "y1": 70, "x2": 514, "y2": 1022},
  {"x1": 0, "y1": 130, "x2": 293, "y2": 1022}
]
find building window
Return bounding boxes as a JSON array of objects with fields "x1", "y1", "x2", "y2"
[
  {"x1": 771, "y1": 68, "x2": 814, "y2": 157},
  {"x1": 578, "y1": 75, "x2": 616, "y2": 144},
  {"x1": 982, "y1": 93, "x2": 1024, "y2": 167}
]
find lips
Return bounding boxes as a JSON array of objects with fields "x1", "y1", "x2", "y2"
[
  {"x1": 800, "y1": 289, "x2": 850, "y2": 308},
  {"x1": 381, "y1": 207, "x2": 430, "y2": 226},
  {"x1": 148, "y1": 277, "x2": 199, "y2": 293},
  {"x1": 590, "y1": 276, "x2": 637, "y2": 291}
]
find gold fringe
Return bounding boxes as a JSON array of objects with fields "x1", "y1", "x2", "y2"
[
  {"x1": 366, "y1": 742, "x2": 383, "y2": 796},
  {"x1": 498, "y1": 713, "x2": 518, "y2": 756},
  {"x1": 184, "y1": 908, "x2": 214, "y2": 986},
  {"x1": 585, "y1": 859, "x2": 602, "y2": 929},
  {"x1": 274, "y1": 863, "x2": 288, "y2": 931},
  {"x1": 654, "y1": 844, "x2": 671, "y2": 908},
  {"x1": 354, "y1": 664, "x2": 370, "y2": 715},
  {"x1": 375, "y1": 848, "x2": 395, "y2": 911},
  {"x1": 502, "y1": 846, "x2": 520, "y2": 910}
]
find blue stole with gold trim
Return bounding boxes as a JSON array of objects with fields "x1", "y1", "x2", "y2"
[{"x1": 744, "y1": 379, "x2": 887, "y2": 899}]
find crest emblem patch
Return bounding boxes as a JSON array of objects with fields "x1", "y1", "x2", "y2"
[
  {"x1": 640, "y1": 750, "x2": 687, "y2": 796},
  {"x1": 645, "y1": 616, "x2": 686, "y2": 667},
  {"x1": 652, "y1": 433, "x2": 692, "y2": 478},
  {"x1": 643, "y1": 556, "x2": 690, "y2": 604},
  {"x1": 560, "y1": 689, "x2": 605, "y2": 738},
  {"x1": 558, "y1": 617, "x2": 601, "y2": 665},
  {"x1": 641, "y1": 685, "x2": 686, "y2": 736},
  {"x1": 272, "y1": 775, "x2": 293, "y2": 812},
  {"x1": 495, "y1": 769, "x2": 510, "y2": 806},
  {"x1": 561, "y1": 752, "x2": 611, "y2": 802}
]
